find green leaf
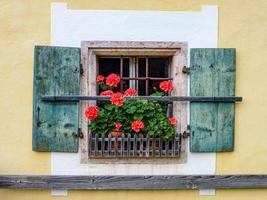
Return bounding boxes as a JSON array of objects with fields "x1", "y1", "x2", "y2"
[
  {"x1": 126, "y1": 106, "x2": 137, "y2": 114},
  {"x1": 133, "y1": 114, "x2": 143, "y2": 120},
  {"x1": 150, "y1": 91, "x2": 164, "y2": 96},
  {"x1": 105, "y1": 103, "x2": 115, "y2": 111}
]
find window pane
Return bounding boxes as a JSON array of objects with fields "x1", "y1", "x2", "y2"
[
  {"x1": 123, "y1": 58, "x2": 130, "y2": 78},
  {"x1": 149, "y1": 80, "x2": 161, "y2": 95},
  {"x1": 138, "y1": 57, "x2": 146, "y2": 77},
  {"x1": 148, "y1": 57, "x2": 169, "y2": 78},
  {"x1": 98, "y1": 58, "x2": 120, "y2": 76},
  {"x1": 138, "y1": 80, "x2": 146, "y2": 96},
  {"x1": 98, "y1": 57, "x2": 130, "y2": 93}
]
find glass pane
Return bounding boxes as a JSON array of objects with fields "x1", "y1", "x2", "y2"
[
  {"x1": 98, "y1": 58, "x2": 120, "y2": 76},
  {"x1": 121, "y1": 80, "x2": 130, "y2": 92},
  {"x1": 123, "y1": 58, "x2": 129, "y2": 78},
  {"x1": 148, "y1": 80, "x2": 162, "y2": 95},
  {"x1": 138, "y1": 80, "x2": 146, "y2": 96},
  {"x1": 98, "y1": 57, "x2": 130, "y2": 93},
  {"x1": 148, "y1": 57, "x2": 169, "y2": 78},
  {"x1": 138, "y1": 57, "x2": 146, "y2": 77}
]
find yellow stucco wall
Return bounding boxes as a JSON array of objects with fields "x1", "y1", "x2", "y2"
[{"x1": 0, "y1": 0, "x2": 267, "y2": 199}]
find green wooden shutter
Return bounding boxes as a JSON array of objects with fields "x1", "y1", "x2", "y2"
[
  {"x1": 32, "y1": 46, "x2": 81, "y2": 152},
  {"x1": 190, "y1": 48, "x2": 236, "y2": 152}
]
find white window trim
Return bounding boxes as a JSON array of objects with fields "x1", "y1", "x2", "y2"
[{"x1": 51, "y1": 3, "x2": 217, "y2": 176}]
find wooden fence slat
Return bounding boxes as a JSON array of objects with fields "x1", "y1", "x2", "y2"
[{"x1": 88, "y1": 134, "x2": 181, "y2": 158}]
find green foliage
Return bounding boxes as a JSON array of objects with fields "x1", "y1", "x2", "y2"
[
  {"x1": 89, "y1": 75, "x2": 176, "y2": 139},
  {"x1": 89, "y1": 99, "x2": 175, "y2": 139},
  {"x1": 99, "y1": 82, "x2": 112, "y2": 91}
]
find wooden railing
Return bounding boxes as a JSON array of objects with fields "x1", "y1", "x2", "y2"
[{"x1": 88, "y1": 133, "x2": 181, "y2": 158}]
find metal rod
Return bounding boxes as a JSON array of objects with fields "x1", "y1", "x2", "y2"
[
  {"x1": 41, "y1": 95, "x2": 243, "y2": 102},
  {"x1": 145, "y1": 57, "x2": 149, "y2": 95},
  {"x1": 121, "y1": 77, "x2": 173, "y2": 80},
  {"x1": 120, "y1": 57, "x2": 123, "y2": 93}
]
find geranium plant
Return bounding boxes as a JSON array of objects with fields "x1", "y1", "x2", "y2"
[{"x1": 84, "y1": 74, "x2": 177, "y2": 139}]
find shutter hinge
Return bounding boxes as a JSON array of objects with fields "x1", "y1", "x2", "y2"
[
  {"x1": 80, "y1": 63, "x2": 84, "y2": 75},
  {"x1": 182, "y1": 66, "x2": 190, "y2": 74},
  {"x1": 182, "y1": 125, "x2": 190, "y2": 138},
  {"x1": 74, "y1": 128, "x2": 84, "y2": 139}
]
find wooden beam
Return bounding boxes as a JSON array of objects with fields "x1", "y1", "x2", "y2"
[{"x1": 1, "y1": 175, "x2": 267, "y2": 190}]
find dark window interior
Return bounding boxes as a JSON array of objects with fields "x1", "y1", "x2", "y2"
[{"x1": 98, "y1": 57, "x2": 171, "y2": 95}]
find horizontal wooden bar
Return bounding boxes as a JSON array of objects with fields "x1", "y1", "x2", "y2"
[
  {"x1": 0, "y1": 175, "x2": 267, "y2": 190},
  {"x1": 41, "y1": 95, "x2": 243, "y2": 102}
]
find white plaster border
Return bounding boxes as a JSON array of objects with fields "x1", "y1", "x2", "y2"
[{"x1": 51, "y1": 3, "x2": 218, "y2": 176}]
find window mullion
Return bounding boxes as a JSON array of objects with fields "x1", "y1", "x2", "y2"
[{"x1": 129, "y1": 57, "x2": 136, "y2": 89}]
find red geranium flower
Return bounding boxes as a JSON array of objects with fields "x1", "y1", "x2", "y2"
[
  {"x1": 169, "y1": 117, "x2": 176, "y2": 125},
  {"x1": 106, "y1": 73, "x2": 121, "y2": 87},
  {"x1": 96, "y1": 75, "x2": 104, "y2": 82},
  {"x1": 110, "y1": 92, "x2": 125, "y2": 107},
  {"x1": 159, "y1": 81, "x2": 173, "y2": 92},
  {"x1": 114, "y1": 122, "x2": 122, "y2": 131},
  {"x1": 84, "y1": 106, "x2": 99, "y2": 121},
  {"x1": 124, "y1": 88, "x2": 137, "y2": 96},
  {"x1": 100, "y1": 90, "x2": 113, "y2": 96},
  {"x1": 131, "y1": 120, "x2": 145, "y2": 133}
]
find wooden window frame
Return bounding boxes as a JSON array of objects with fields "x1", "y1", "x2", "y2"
[{"x1": 80, "y1": 41, "x2": 188, "y2": 163}]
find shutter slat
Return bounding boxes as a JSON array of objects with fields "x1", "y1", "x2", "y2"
[
  {"x1": 190, "y1": 48, "x2": 236, "y2": 152},
  {"x1": 33, "y1": 46, "x2": 81, "y2": 152}
]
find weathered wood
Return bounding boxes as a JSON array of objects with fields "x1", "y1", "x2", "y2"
[
  {"x1": 41, "y1": 95, "x2": 242, "y2": 102},
  {"x1": 88, "y1": 133, "x2": 181, "y2": 158},
  {"x1": 83, "y1": 41, "x2": 186, "y2": 49},
  {"x1": 80, "y1": 42, "x2": 90, "y2": 162},
  {"x1": 81, "y1": 41, "x2": 188, "y2": 57},
  {"x1": 93, "y1": 49, "x2": 179, "y2": 56},
  {"x1": 1, "y1": 175, "x2": 267, "y2": 190},
  {"x1": 190, "y1": 48, "x2": 236, "y2": 152},
  {"x1": 171, "y1": 46, "x2": 188, "y2": 163},
  {"x1": 32, "y1": 46, "x2": 80, "y2": 152}
]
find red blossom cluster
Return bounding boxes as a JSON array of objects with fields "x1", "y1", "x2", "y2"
[
  {"x1": 84, "y1": 106, "x2": 99, "y2": 121},
  {"x1": 96, "y1": 75, "x2": 104, "y2": 82},
  {"x1": 159, "y1": 81, "x2": 173, "y2": 92},
  {"x1": 100, "y1": 90, "x2": 113, "y2": 96},
  {"x1": 131, "y1": 120, "x2": 145, "y2": 133},
  {"x1": 168, "y1": 117, "x2": 177, "y2": 125},
  {"x1": 110, "y1": 92, "x2": 125, "y2": 107},
  {"x1": 124, "y1": 88, "x2": 137, "y2": 96},
  {"x1": 106, "y1": 73, "x2": 121, "y2": 87},
  {"x1": 114, "y1": 122, "x2": 122, "y2": 131}
]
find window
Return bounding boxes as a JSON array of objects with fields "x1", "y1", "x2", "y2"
[
  {"x1": 79, "y1": 41, "x2": 188, "y2": 161},
  {"x1": 32, "y1": 44, "x2": 237, "y2": 163},
  {"x1": 98, "y1": 57, "x2": 171, "y2": 96}
]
